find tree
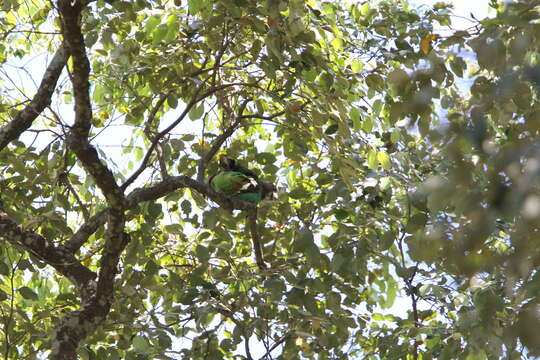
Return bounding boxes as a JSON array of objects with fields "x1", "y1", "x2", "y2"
[{"x1": 0, "y1": 0, "x2": 539, "y2": 359}]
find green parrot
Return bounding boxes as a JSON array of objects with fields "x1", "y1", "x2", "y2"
[{"x1": 209, "y1": 155, "x2": 276, "y2": 204}]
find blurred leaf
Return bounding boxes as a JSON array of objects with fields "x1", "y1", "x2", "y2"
[
  {"x1": 421, "y1": 34, "x2": 437, "y2": 55},
  {"x1": 18, "y1": 287, "x2": 38, "y2": 301}
]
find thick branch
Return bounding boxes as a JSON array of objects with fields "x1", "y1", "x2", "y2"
[
  {"x1": 51, "y1": 173, "x2": 264, "y2": 359},
  {"x1": 50, "y1": 211, "x2": 126, "y2": 359},
  {"x1": 130, "y1": 177, "x2": 265, "y2": 271},
  {"x1": 95, "y1": 215, "x2": 127, "y2": 299},
  {"x1": 0, "y1": 43, "x2": 68, "y2": 151},
  {"x1": 54, "y1": 2, "x2": 128, "y2": 359},
  {"x1": 59, "y1": 0, "x2": 124, "y2": 207},
  {"x1": 65, "y1": 175, "x2": 257, "y2": 252},
  {"x1": 62, "y1": 210, "x2": 108, "y2": 253},
  {"x1": 0, "y1": 214, "x2": 96, "y2": 288},
  {"x1": 50, "y1": 297, "x2": 110, "y2": 360},
  {"x1": 129, "y1": 175, "x2": 256, "y2": 211}
]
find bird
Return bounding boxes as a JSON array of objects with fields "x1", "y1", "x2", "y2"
[{"x1": 209, "y1": 154, "x2": 276, "y2": 204}]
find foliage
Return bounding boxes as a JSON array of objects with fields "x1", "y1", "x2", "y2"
[{"x1": 0, "y1": 0, "x2": 539, "y2": 359}]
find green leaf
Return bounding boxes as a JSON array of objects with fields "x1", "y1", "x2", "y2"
[
  {"x1": 158, "y1": 332, "x2": 172, "y2": 349},
  {"x1": 256, "y1": 152, "x2": 277, "y2": 164},
  {"x1": 334, "y1": 208, "x2": 349, "y2": 220},
  {"x1": 377, "y1": 151, "x2": 392, "y2": 170},
  {"x1": 250, "y1": 39, "x2": 263, "y2": 59},
  {"x1": 164, "y1": 224, "x2": 183, "y2": 234},
  {"x1": 93, "y1": 84, "x2": 106, "y2": 104},
  {"x1": 167, "y1": 93, "x2": 178, "y2": 109},
  {"x1": 170, "y1": 138, "x2": 185, "y2": 152},
  {"x1": 405, "y1": 213, "x2": 428, "y2": 234},
  {"x1": 396, "y1": 266, "x2": 416, "y2": 279},
  {"x1": 362, "y1": 117, "x2": 373, "y2": 133},
  {"x1": 325, "y1": 123, "x2": 339, "y2": 135},
  {"x1": 294, "y1": 228, "x2": 319, "y2": 261},
  {"x1": 0, "y1": 260, "x2": 10, "y2": 276},
  {"x1": 0, "y1": 289, "x2": 7, "y2": 302},
  {"x1": 351, "y1": 60, "x2": 363, "y2": 73},
  {"x1": 145, "y1": 15, "x2": 161, "y2": 33},
  {"x1": 132, "y1": 335, "x2": 152, "y2": 353},
  {"x1": 360, "y1": 2, "x2": 371, "y2": 16},
  {"x1": 18, "y1": 286, "x2": 38, "y2": 301},
  {"x1": 350, "y1": 107, "x2": 362, "y2": 130},
  {"x1": 189, "y1": 104, "x2": 204, "y2": 120},
  {"x1": 195, "y1": 245, "x2": 210, "y2": 262},
  {"x1": 181, "y1": 199, "x2": 192, "y2": 215},
  {"x1": 330, "y1": 252, "x2": 346, "y2": 272},
  {"x1": 379, "y1": 231, "x2": 395, "y2": 250},
  {"x1": 289, "y1": 187, "x2": 310, "y2": 199},
  {"x1": 418, "y1": 114, "x2": 431, "y2": 136},
  {"x1": 79, "y1": 348, "x2": 90, "y2": 360},
  {"x1": 387, "y1": 68, "x2": 409, "y2": 86},
  {"x1": 152, "y1": 24, "x2": 169, "y2": 44},
  {"x1": 145, "y1": 260, "x2": 159, "y2": 276},
  {"x1": 365, "y1": 74, "x2": 384, "y2": 92},
  {"x1": 264, "y1": 276, "x2": 286, "y2": 302},
  {"x1": 331, "y1": 37, "x2": 343, "y2": 51},
  {"x1": 450, "y1": 56, "x2": 466, "y2": 77},
  {"x1": 147, "y1": 202, "x2": 162, "y2": 219},
  {"x1": 367, "y1": 150, "x2": 378, "y2": 170}
]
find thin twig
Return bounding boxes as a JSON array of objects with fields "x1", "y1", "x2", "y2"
[{"x1": 259, "y1": 332, "x2": 291, "y2": 359}]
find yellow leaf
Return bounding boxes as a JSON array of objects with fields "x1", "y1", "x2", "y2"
[
  {"x1": 377, "y1": 151, "x2": 392, "y2": 170},
  {"x1": 331, "y1": 37, "x2": 343, "y2": 51},
  {"x1": 367, "y1": 150, "x2": 378, "y2": 170},
  {"x1": 421, "y1": 34, "x2": 437, "y2": 55},
  {"x1": 351, "y1": 59, "x2": 363, "y2": 73}
]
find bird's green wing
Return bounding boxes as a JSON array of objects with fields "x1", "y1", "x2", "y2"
[
  {"x1": 210, "y1": 171, "x2": 265, "y2": 203},
  {"x1": 210, "y1": 171, "x2": 251, "y2": 196}
]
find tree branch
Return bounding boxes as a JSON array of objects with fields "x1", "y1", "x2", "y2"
[
  {"x1": 237, "y1": 108, "x2": 288, "y2": 121},
  {"x1": 0, "y1": 214, "x2": 96, "y2": 290},
  {"x1": 62, "y1": 210, "x2": 108, "y2": 253},
  {"x1": 248, "y1": 209, "x2": 267, "y2": 270},
  {"x1": 60, "y1": 0, "x2": 124, "y2": 208},
  {"x1": 59, "y1": 173, "x2": 91, "y2": 222},
  {"x1": 65, "y1": 175, "x2": 258, "y2": 252},
  {"x1": 143, "y1": 92, "x2": 172, "y2": 178},
  {"x1": 53, "y1": 2, "x2": 128, "y2": 358},
  {"x1": 259, "y1": 332, "x2": 291, "y2": 360},
  {"x1": 0, "y1": 42, "x2": 68, "y2": 151}
]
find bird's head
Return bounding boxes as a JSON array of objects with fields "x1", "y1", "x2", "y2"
[{"x1": 218, "y1": 154, "x2": 236, "y2": 170}]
